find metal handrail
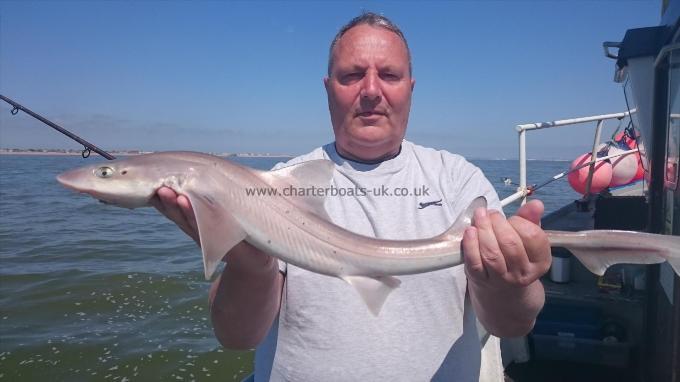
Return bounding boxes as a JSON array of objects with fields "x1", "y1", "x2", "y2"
[
  {"x1": 503, "y1": 110, "x2": 638, "y2": 207},
  {"x1": 500, "y1": 148, "x2": 639, "y2": 208},
  {"x1": 515, "y1": 110, "x2": 634, "y2": 132}
]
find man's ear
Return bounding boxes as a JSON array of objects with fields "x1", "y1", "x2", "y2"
[
  {"x1": 323, "y1": 77, "x2": 333, "y2": 100},
  {"x1": 410, "y1": 78, "x2": 416, "y2": 91}
]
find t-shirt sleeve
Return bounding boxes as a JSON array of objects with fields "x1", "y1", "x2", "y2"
[
  {"x1": 445, "y1": 155, "x2": 504, "y2": 218},
  {"x1": 473, "y1": 167, "x2": 504, "y2": 216}
]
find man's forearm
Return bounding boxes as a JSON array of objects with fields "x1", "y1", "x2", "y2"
[
  {"x1": 468, "y1": 279, "x2": 544, "y2": 338},
  {"x1": 209, "y1": 241, "x2": 284, "y2": 350}
]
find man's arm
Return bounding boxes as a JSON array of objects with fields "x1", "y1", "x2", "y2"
[
  {"x1": 462, "y1": 200, "x2": 551, "y2": 337},
  {"x1": 152, "y1": 187, "x2": 284, "y2": 349},
  {"x1": 209, "y1": 241, "x2": 284, "y2": 349}
]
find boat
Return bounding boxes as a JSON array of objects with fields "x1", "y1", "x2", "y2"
[{"x1": 501, "y1": 1, "x2": 680, "y2": 380}]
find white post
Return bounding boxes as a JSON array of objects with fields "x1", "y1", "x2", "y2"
[
  {"x1": 501, "y1": 189, "x2": 529, "y2": 208},
  {"x1": 518, "y1": 127, "x2": 527, "y2": 205},
  {"x1": 584, "y1": 119, "x2": 604, "y2": 197},
  {"x1": 508, "y1": 111, "x2": 632, "y2": 211}
]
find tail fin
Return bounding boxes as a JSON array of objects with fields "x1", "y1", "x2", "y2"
[
  {"x1": 564, "y1": 247, "x2": 666, "y2": 276},
  {"x1": 556, "y1": 231, "x2": 680, "y2": 276},
  {"x1": 663, "y1": 234, "x2": 680, "y2": 275},
  {"x1": 669, "y1": 256, "x2": 680, "y2": 276}
]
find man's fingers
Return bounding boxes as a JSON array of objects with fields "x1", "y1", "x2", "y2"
[
  {"x1": 490, "y1": 212, "x2": 530, "y2": 280},
  {"x1": 153, "y1": 187, "x2": 200, "y2": 243},
  {"x1": 155, "y1": 187, "x2": 182, "y2": 219},
  {"x1": 515, "y1": 199, "x2": 544, "y2": 226},
  {"x1": 473, "y1": 208, "x2": 508, "y2": 277},
  {"x1": 177, "y1": 195, "x2": 199, "y2": 236},
  {"x1": 156, "y1": 187, "x2": 178, "y2": 209},
  {"x1": 463, "y1": 227, "x2": 487, "y2": 280},
  {"x1": 508, "y1": 216, "x2": 551, "y2": 273}
]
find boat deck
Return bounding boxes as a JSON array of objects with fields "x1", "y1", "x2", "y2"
[
  {"x1": 542, "y1": 181, "x2": 644, "y2": 231},
  {"x1": 505, "y1": 182, "x2": 647, "y2": 382}
]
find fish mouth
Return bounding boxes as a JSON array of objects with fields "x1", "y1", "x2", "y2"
[{"x1": 56, "y1": 170, "x2": 101, "y2": 199}]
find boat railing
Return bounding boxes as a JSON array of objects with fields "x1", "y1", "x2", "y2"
[{"x1": 500, "y1": 110, "x2": 639, "y2": 208}]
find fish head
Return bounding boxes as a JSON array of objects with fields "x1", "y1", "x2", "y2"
[{"x1": 57, "y1": 156, "x2": 169, "y2": 208}]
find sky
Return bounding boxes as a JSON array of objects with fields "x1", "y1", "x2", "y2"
[{"x1": 0, "y1": 1, "x2": 662, "y2": 159}]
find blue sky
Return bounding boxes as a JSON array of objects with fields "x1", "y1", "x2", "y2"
[{"x1": 0, "y1": 1, "x2": 661, "y2": 159}]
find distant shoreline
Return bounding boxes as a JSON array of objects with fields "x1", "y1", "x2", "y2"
[
  {"x1": 0, "y1": 150, "x2": 572, "y2": 161},
  {"x1": 0, "y1": 150, "x2": 293, "y2": 158}
]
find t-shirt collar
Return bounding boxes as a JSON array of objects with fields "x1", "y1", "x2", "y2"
[{"x1": 323, "y1": 140, "x2": 409, "y2": 173}]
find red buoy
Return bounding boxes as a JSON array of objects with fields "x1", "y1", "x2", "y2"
[
  {"x1": 608, "y1": 146, "x2": 638, "y2": 187},
  {"x1": 613, "y1": 131, "x2": 637, "y2": 149},
  {"x1": 568, "y1": 153, "x2": 613, "y2": 195},
  {"x1": 613, "y1": 131, "x2": 644, "y2": 182},
  {"x1": 632, "y1": 154, "x2": 645, "y2": 181}
]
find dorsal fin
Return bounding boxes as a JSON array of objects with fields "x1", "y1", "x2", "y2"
[
  {"x1": 268, "y1": 160, "x2": 335, "y2": 189},
  {"x1": 260, "y1": 160, "x2": 335, "y2": 221}
]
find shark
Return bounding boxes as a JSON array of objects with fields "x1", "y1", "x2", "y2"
[{"x1": 57, "y1": 151, "x2": 680, "y2": 315}]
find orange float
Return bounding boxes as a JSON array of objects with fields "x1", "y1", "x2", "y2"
[
  {"x1": 632, "y1": 155, "x2": 645, "y2": 182},
  {"x1": 608, "y1": 145, "x2": 638, "y2": 187},
  {"x1": 614, "y1": 131, "x2": 644, "y2": 181},
  {"x1": 613, "y1": 131, "x2": 637, "y2": 149},
  {"x1": 567, "y1": 153, "x2": 613, "y2": 195}
]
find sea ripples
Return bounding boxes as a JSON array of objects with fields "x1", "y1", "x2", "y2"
[
  {"x1": 0, "y1": 156, "x2": 283, "y2": 381},
  {"x1": 0, "y1": 155, "x2": 577, "y2": 381}
]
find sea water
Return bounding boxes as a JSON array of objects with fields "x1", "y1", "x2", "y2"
[{"x1": 0, "y1": 155, "x2": 578, "y2": 381}]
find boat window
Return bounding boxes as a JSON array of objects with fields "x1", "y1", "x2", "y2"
[{"x1": 665, "y1": 49, "x2": 680, "y2": 190}]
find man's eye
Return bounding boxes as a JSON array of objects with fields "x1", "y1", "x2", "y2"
[
  {"x1": 381, "y1": 73, "x2": 400, "y2": 81},
  {"x1": 341, "y1": 72, "x2": 363, "y2": 83}
]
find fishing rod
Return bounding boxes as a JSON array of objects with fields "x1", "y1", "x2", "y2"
[
  {"x1": 500, "y1": 147, "x2": 640, "y2": 206},
  {"x1": 0, "y1": 94, "x2": 116, "y2": 160}
]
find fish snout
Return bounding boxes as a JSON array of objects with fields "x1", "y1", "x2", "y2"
[{"x1": 56, "y1": 169, "x2": 85, "y2": 191}]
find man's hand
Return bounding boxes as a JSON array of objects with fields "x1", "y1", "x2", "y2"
[
  {"x1": 150, "y1": 186, "x2": 283, "y2": 349},
  {"x1": 462, "y1": 199, "x2": 551, "y2": 337},
  {"x1": 151, "y1": 187, "x2": 200, "y2": 244}
]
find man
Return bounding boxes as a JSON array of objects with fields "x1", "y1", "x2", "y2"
[{"x1": 153, "y1": 13, "x2": 550, "y2": 381}]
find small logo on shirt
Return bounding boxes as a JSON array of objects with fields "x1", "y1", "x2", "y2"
[{"x1": 418, "y1": 199, "x2": 443, "y2": 209}]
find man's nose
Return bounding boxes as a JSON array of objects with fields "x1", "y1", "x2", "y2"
[{"x1": 360, "y1": 71, "x2": 381, "y2": 102}]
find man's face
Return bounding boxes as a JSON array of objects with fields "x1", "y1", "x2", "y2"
[{"x1": 324, "y1": 24, "x2": 415, "y2": 162}]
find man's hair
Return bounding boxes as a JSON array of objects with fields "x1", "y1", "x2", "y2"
[{"x1": 327, "y1": 12, "x2": 412, "y2": 77}]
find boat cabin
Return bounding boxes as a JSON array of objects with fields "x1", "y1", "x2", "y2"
[{"x1": 504, "y1": 1, "x2": 680, "y2": 380}]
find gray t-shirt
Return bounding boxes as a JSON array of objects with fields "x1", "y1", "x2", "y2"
[{"x1": 255, "y1": 140, "x2": 504, "y2": 381}]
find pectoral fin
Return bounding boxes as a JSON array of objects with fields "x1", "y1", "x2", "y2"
[
  {"x1": 184, "y1": 190, "x2": 247, "y2": 280},
  {"x1": 341, "y1": 275, "x2": 401, "y2": 316}
]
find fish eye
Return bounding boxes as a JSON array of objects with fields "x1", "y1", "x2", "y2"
[{"x1": 94, "y1": 166, "x2": 115, "y2": 178}]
